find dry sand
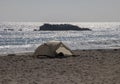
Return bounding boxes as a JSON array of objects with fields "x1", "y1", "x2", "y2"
[{"x1": 0, "y1": 49, "x2": 120, "y2": 84}]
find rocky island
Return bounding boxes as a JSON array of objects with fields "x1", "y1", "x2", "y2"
[{"x1": 39, "y1": 23, "x2": 91, "y2": 31}]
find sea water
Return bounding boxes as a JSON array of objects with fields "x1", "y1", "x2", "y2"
[{"x1": 0, "y1": 22, "x2": 120, "y2": 54}]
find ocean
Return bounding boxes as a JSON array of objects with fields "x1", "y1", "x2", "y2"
[{"x1": 0, "y1": 22, "x2": 120, "y2": 54}]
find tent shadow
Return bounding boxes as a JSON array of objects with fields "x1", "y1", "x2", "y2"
[
  {"x1": 33, "y1": 55, "x2": 71, "y2": 59},
  {"x1": 34, "y1": 54, "x2": 79, "y2": 59}
]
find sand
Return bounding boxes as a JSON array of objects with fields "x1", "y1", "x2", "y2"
[{"x1": 0, "y1": 49, "x2": 120, "y2": 84}]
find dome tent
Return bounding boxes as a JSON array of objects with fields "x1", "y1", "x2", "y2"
[{"x1": 34, "y1": 41, "x2": 73, "y2": 57}]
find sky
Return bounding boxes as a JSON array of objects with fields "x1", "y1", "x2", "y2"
[{"x1": 0, "y1": 0, "x2": 120, "y2": 22}]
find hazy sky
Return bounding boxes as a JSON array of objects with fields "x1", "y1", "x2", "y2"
[{"x1": 0, "y1": 0, "x2": 120, "y2": 22}]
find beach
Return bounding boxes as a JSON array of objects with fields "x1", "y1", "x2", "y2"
[
  {"x1": 0, "y1": 49, "x2": 120, "y2": 84},
  {"x1": 0, "y1": 0, "x2": 120, "y2": 83}
]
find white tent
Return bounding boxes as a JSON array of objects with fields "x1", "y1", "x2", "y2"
[{"x1": 34, "y1": 41, "x2": 73, "y2": 57}]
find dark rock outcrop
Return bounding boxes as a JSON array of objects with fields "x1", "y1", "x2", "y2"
[
  {"x1": 39, "y1": 23, "x2": 91, "y2": 31},
  {"x1": 4, "y1": 29, "x2": 14, "y2": 31}
]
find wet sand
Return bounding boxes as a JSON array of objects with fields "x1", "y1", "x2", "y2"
[{"x1": 0, "y1": 49, "x2": 120, "y2": 84}]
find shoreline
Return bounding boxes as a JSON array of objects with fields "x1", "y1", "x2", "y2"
[{"x1": 0, "y1": 48, "x2": 120, "y2": 56}]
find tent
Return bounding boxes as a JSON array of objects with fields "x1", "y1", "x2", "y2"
[{"x1": 34, "y1": 41, "x2": 73, "y2": 57}]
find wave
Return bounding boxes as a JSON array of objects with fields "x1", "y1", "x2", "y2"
[{"x1": 0, "y1": 22, "x2": 120, "y2": 54}]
